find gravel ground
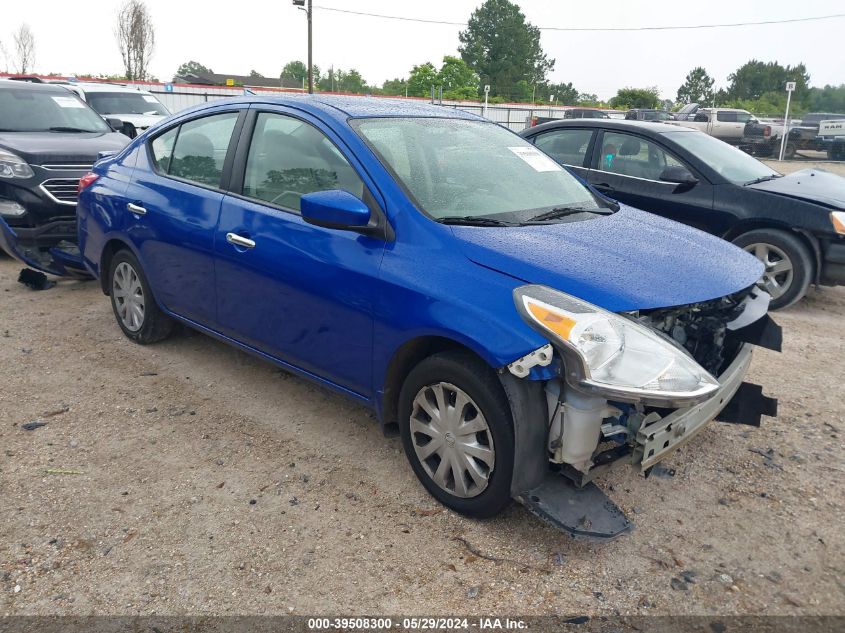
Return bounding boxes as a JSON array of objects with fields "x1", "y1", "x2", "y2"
[{"x1": 0, "y1": 254, "x2": 844, "y2": 618}]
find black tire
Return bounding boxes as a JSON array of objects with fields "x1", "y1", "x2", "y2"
[
  {"x1": 732, "y1": 228, "x2": 813, "y2": 310},
  {"x1": 398, "y1": 350, "x2": 514, "y2": 519},
  {"x1": 783, "y1": 142, "x2": 797, "y2": 160},
  {"x1": 108, "y1": 249, "x2": 173, "y2": 344},
  {"x1": 829, "y1": 145, "x2": 845, "y2": 161}
]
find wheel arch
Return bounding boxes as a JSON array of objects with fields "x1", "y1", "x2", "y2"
[
  {"x1": 379, "y1": 335, "x2": 498, "y2": 435},
  {"x1": 98, "y1": 237, "x2": 138, "y2": 294},
  {"x1": 723, "y1": 221, "x2": 820, "y2": 283}
]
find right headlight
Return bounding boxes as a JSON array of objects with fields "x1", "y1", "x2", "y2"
[
  {"x1": 0, "y1": 149, "x2": 34, "y2": 179},
  {"x1": 514, "y1": 285, "x2": 719, "y2": 405}
]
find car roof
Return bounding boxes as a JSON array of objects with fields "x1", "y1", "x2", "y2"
[
  {"x1": 523, "y1": 118, "x2": 697, "y2": 137},
  {"x1": 0, "y1": 80, "x2": 72, "y2": 93},
  {"x1": 179, "y1": 94, "x2": 484, "y2": 123},
  {"x1": 71, "y1": 82, "x2": 153, "y2": 94}
]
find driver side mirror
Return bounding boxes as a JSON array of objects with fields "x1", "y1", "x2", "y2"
[
  {"x1": 659, "y1": 165, "x2": 699, "y2": 187},
  {"x1": 301, "y1": 190, "x2": 372, "y2": 231},
  {"x1": 105, "y1": 117, "x2": 124, "y2": 132}
]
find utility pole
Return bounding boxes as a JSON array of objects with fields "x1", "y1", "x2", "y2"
[
  {"x1": 293, "y1": 0, "x2": 313, "y2": 93},
  {"x1": 779, "y1": 81, "x2": 796, "y2": 161}
]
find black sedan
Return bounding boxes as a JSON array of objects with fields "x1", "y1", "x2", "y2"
[{"x1": 520, "y1": 119, "x2": 845, "y2": 309}]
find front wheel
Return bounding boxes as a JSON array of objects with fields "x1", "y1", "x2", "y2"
[
  {"x1": 732, "y1": 229, "x2": 813, "y2": 310},
  {"x1": 398, "y1": 351, "x2": 514, "y2": 518},
  {"x1": 109, "y1": 249, "x2": 174, "y2": 344}
]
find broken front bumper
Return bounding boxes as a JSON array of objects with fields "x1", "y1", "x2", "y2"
[{"x1": 636, "y1": 343, "x2": 753, "y2": 470}]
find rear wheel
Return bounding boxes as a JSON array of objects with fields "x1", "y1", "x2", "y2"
[
  {"x1": 782, "y1": 142, "x2": 797, "y2": 160},
  {"x1": 732, "y1": 229, "x2": 813, "y2": 310},
  {"x1": 398, "y1": 351, "x2": 514, "y2": 518},
  {"x1": 109, "y1": 249, "x2": 173, "y2": 344}
]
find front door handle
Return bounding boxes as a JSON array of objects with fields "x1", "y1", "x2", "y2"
[
  {"x1": 593, "y1": 183, "x2": 614, "y2": 193},
  {"x1": 226, "y1": 232, "x2": 256, "y2": 249},
  {"x1": 127, "y1": 202, "x2": 147, "y2": 215}
]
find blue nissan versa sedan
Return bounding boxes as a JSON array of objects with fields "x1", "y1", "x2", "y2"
[{"x1": 0, "y1": 96, "x2": 780, "y2": 538}]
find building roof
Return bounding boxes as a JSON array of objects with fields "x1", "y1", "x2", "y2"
[{"x1": 174, "y1": 72, "x2": 302, "y2": 90}]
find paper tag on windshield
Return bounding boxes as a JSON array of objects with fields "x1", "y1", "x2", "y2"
[
  {"x1": 51, "y1": 96, "x2": 85, "y2": 109},
  {"x1": 508, "y1": 146, "x2": 561, "y2": 172},
  {"x1": 142, "y1": 95, "x2": 159, "y2": 103}
]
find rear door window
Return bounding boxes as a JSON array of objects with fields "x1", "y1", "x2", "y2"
[
  {"x1": 533, "y1": 128, "x2": 594, "y2": 167},
  {"x1": 150, "y1": 112, "x2": 239, "y2": 188},
  {"x1": 169, "y1": 113, "x2": 239, "y2": 187},
  {"x1": 150, "y1": 126, "x2": 178, "y2": 172},
  {"x1": 717, "y1": 111, "x2": 738, "y2": 123}
]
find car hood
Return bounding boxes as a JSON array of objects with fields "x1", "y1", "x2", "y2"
[
  {"x1": 0, "y1": 131, "x2": 129, "y2": 165},
  {"x1": 451, "y1": 205, "x2": 764, "y2": 312},
  {"x1": 747, "y1": 168, "x2": 845, "y2": 208}
]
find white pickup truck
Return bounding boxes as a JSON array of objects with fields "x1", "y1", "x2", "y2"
[
  {"x1": 669, "y1": 103, "x2": 755, "y2": 144},
  {"x1": 817, "y1": 119, "x2": 845, "y2": 160}
]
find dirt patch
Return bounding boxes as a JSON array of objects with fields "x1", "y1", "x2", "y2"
[{"x1": 0, "y1": 256, "x2": 843, "y2": 616}]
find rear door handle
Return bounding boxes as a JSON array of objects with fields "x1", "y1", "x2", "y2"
[
  {"x1": 127, "y1": 202, "x2": 147, "y2": 215},
  {"x1": 226, "y1": 232, "x2": 256, "y2": 249}
]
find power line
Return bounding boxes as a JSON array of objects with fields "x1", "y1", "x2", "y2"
[{"x1": 313, "y1": 6, "x2": 845, "y2": 32}]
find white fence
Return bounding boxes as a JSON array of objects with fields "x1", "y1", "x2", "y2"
[{"x1": 124, "y1": 81, "x2": 571, "y2": 133}]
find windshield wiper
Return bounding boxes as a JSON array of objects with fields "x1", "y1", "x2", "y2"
[
  {"x1": 524, "y1": 206, "x2": 612, "y2": 223},
  {"x1": 437, "y1": 215, "x2": 516, "y2": 227},
  {"x1": 47, "y1": 126, "x2": 99, "y2": 133},
  {"x1": 744, "y1": 174, "x2": 782, "y2": 186}
]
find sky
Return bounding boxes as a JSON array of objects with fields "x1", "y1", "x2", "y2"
[{"x1": 1, "y1": 0, "x2": 843, "y2": 101}]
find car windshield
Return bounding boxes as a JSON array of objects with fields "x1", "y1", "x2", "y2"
[
  {"x1": 663, "y1": 130, "x2": 781, "y2": 185},
  {"x1": 0, "y1": 86, "x2": 109, "y2": 133},
  {"x1": 85, "y1": 91, "x2": 170, "y2": 116},
  {"x1": 353, "y1": 117, "x2": 606, "y2": 222}
]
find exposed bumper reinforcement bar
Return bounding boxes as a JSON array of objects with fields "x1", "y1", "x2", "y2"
[{"x1": 637, "y1": 343, "x2": 754, "y2": 471}]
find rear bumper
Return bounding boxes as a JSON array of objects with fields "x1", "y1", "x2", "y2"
[{"x1": 636, "y1": 343, "x2": 753, "y2": 470}]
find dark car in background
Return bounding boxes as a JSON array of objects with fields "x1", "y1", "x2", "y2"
[
  {"x1": 521, "y1": 119, "x2": 845, "y2": 309},
  {"x1": 625, "y1": 109, "x2": 674, "y2": 122},
  {"x1": 0, "y1": 81, "x2": 129, "y2": 274}
]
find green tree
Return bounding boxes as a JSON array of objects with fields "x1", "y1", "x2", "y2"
[
  {"x1": 537, "y1": 81, "x2": 578, "y2": 104},
  {"x1": 175, "y1": 60, "x2": 212, "y2": 78},
  {"x1": 439, "y1": 55, "x2": 479, "y2": 99},
  {"x1": 458, "y1": 0, "x2": 554, "y2": 98},
  {"x1": 249, "y1": 69, "x2": 264, "y2": 78},
  {"x1": 318, "y1": 68, "x2": 369, "y2": 94},
  {"x1": 577, "y1": 93, "x2": 601, "y2": 106},
  {"x1": 726, "y1": 60, "x2": 810, "y2": 107},
  {"x1": 808, "y1": 84, "x2": 845, "y2": 113},
  {"x1": 281, "y1": 60, "x2": 321, "y2": 87},
  {"x1": 381, "y1": 77, "x2": 407, "y2": 96},
  {"x1": 407, "y1": 62, "x2": 439, "y2": 97},
  {"x1": 609, "y1": 87, "x2": 661, "y2": 109},
  {"x1": 676, "y1": 66, "x2": 715, "y2": 105}
]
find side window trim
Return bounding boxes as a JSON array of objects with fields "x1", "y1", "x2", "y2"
[
  {"x1": 592, "y1": 130, "x2": 695, "y2": 183},
  {"x1": 144, "y1": 108, "x2": 246, "y2": 192},
  {"x1": 227, "y1": 107, "x2": 393, "y2": 240}
]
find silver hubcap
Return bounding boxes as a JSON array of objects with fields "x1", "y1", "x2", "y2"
[
  {"x1": 112, "y1": 262, "x2": 145, "y2": 332},
  {"x1": 744, "y1": 242, "x2": 794, "y2": 300},
  {"x1": 410, "y1": 382, "x2": 494, "y2": 498}
]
